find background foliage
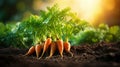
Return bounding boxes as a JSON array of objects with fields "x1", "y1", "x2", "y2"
[{"x1": 0, "y1": 5, "x2": 120, "y2": 48}]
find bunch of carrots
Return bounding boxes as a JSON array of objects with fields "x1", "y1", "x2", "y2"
[
  {"x1": 24, "y1": 5, "x2": 76, "y2": 59},
  {"x1": 25, "y1": 37, "x2": 73, "y2": 59}
]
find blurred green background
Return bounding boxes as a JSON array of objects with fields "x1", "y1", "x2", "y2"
[
  {"x1": 0, "y1": 0, "x2": 52, "y2": 23},
  {"x1": 0, "y1": 0, "x2": 120, "y2": 26},
  {"x1": 0, "y1": 0, "x2": 120, "y2": 48}
]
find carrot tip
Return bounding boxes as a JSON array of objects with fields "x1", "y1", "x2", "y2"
[
  {"x1": 45, "y1": 56, "x2": 51, "y2": 59},
  {"x1": 23, "y1": 54, "x2": 27, "y2": 56},
  {"x1": 60, "y1": 54, "x2": 63, "y2": 57},
  {"x1": 40, "y1": 51, "x2": 45, "y2": 58},
  {"x1": 38, "y1": 57, "x2": 42, "y2": 59},
  {"x1": 36, "y1": 56, "x2": 39, "y2": 58},
  {"x1": 25, "y1": 53, "x2": 30, "y2": 56},
  {"x1": 69, "y1": 51, "x2": 73, "y2": 57},
  {"x1": 24, "y1": 53, "x2": 28, "y2": 56},
  {"x1": 60, "y1": 56, "x2": 63, "y2": 59}
]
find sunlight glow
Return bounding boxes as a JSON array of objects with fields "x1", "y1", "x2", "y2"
[
  {"x1": 52, "y1": 0, "x2": 115, "y2": 25},
  {"x1": 78, "y1": 0, "x2": 102, "y2": 24}
]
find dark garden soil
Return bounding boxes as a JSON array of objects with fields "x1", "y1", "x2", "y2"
[{"x1": 0, "y1": 42, "x2": 120, "y2": 67}]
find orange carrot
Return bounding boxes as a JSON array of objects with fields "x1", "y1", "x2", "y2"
[
  {"x1": 40, "y1": 38, "x2": 52, "y2": 58},
  {"x1": 46, "y1": 42, "x2": 57, "y2": 59},
  {"x1": 56, "y1": 39, "x2": 64, "y2": 57},
  {"x1": 64, "y1": 41, "x2": 73, "y2": 57},
  {"x1": 35, "y1": 44, "x2": 43, "y2": 58},
  {"x1": 25, "y1": 46, "x2": 35, "y2": 56}
]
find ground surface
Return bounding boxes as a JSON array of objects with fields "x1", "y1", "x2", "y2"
[{"x1": 0, "y1": 42, "x2": 120, "y2": 67}]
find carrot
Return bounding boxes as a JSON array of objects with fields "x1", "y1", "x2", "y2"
[
  {"x1": 40, "y1": 38, "x2": 52, "y2": 58},
  {"x1": 56, "y1": 39, "x2": 64, "y2": 57},
  {"x1": 46, "y1": 42, "x2": 57, "y2": 59},
  {"x1": 64, "y1": 41, "x2": 73, "y2": 57},
  {"x1": 25, "y1": 46, "x2": 35, "y2": 56},
  {"x1": 35, "y1": 44, "x2": 43, "y2": 58}
]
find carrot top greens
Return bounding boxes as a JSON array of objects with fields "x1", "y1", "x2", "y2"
[{"x1": 0, "y1": 4, "x2": 120, "y2": 48}]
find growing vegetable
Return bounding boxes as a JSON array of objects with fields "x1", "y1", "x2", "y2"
[
  {"x1": 46, "y1": 42, "x2": 57, "y2": 59},
  {"x1": 56, "y1": 39, "x2": 64, "y2": 58},
  {"x1": 40, "y1": 38, "x2": 52, "y2": 58},
  {"x1": 64, "y1": 40, "x2": 73, "y2": 57},
  {"x1": 35, "y1": 44, "x2": 43, "y2": 58},
  {"x1": 25, "y1": 46, "x2": 35, "y2": 56}
]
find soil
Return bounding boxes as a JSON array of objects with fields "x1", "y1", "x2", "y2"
[{"x1": 0, "y1": 42, "x2": 120, "y2": 67}]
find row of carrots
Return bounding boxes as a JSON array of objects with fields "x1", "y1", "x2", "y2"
[{"x1": 25, "y1": 38, "x2": 73, "y2": 59}]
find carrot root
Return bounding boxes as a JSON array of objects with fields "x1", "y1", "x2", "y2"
[
  {"x1": 40, "y1": 38, "x2": 52, "y2": 58},
  {"x1": 35, "y1": 44, "x2": 43, "y2": 58},
  {"x1": 64, "y1": 41, "x2": 73, "y2": 57},
  {"x1": 57, "y1": 39, "x2": 64, "y2": 58},
  {"x1": 46, "y1": 42, "x2": 57, "y2": 59},
  {"x1": 25, "y1": 46, "x2": 35, "y2": 56}
]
